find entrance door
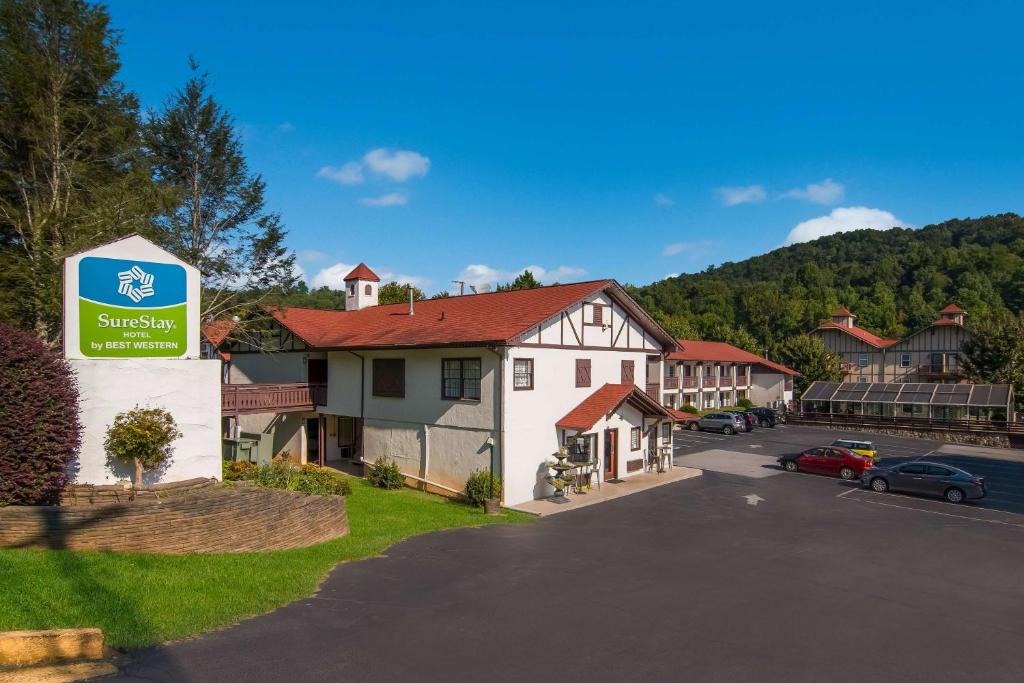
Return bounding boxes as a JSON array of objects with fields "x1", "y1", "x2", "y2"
[
  {"x1": 306, "y1": 418, "x2": 321, "y2": 465},
  {"x1": 603, "y1": 428, "x2": 618, "y2": 480}
]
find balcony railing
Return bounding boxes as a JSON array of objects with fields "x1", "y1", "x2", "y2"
[
  {"x1": 681, "y1": 377, "x2": 698, "y2": 389},
  {"x1": 917, "y1": 364, "x2": 960, "y2": 377},
  {"x1": 222, "y1": 382, "x2": 327, "y2": 416},
  {"x1": 663, "y1": 376, "x2": 679, "y2": 390},
  {"x1": 719, "y1": 376, "x2": 732, "y2": 387},
  {"x1": 646, "y1": 383, "x2": 660, "y2": 400}
]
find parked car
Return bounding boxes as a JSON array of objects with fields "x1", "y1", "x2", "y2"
[
  {"x1": 722, "y1": 411, "x2": 754, "y2": 431},
  {"x1": 831, "y1": 438, "x2": 877, "y2": 459},
  {"x1": 691, "y1": 412, "x2": 746, "y2": 435},
  {"x1": 862, "y1": 461, "x2": 985, "y2": 504},
  {"x1": 749, "y1": 407, "x2": 777, "y2": 428},
  {"x1": 777, "y1": 446, "x2": 873, "y2": 480}
]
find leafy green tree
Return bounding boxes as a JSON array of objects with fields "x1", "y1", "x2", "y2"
[
  {"x1": 104, "y1": 406, "x2": 181, "y2": 488},
  {"x1": 378, "y1": 281, "x2": 425, "y2": 306},
  {"x1": 0, "y1": 0, "x2": 157, "y2": 342},
  {"x1": 144, "y1": 60, "x2": 295, "y2": 324},
  {"x1": 773, "y1": 334, "x2": 842, "y2": 396},
  {"x1": 960, "y1": 311, "x2": 1024, "y2": 411},
  {"x1": 497, "y1": 269, "x2": 542, "y2": 291}
]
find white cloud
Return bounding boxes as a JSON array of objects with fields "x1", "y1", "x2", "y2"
[
  {"x1": 310, "y1": 262, "x2": 428, "y2": 290},
  {"x1": 317, "y1": 162, "x2": 365, "y2": 185},
  {"x1": 310, "y1": 262, "x2": 357, "y2": 289},
  {"x1": 453, "y1": 263, "x2": 587, "y2": 292},
  {"x1": 784, "y1": 206, "x2": 910, "y2": 246},
  {"x1": 296, "y1": 249, "x2": 329, "y2": 262},
  {"x1": 661, "y1": 240, "x2": 716, "y2": 261},
  {"x1": 665, "y1": 273, "x2": 679, "y2": 279},
  {"x1": 653, "y1": 193, "x2": 675, "y2": 206},
  {"x1": 781, "y1": 178, "x2": 844, "y2": 205},
  {"x1": 716, "y1": 184, "x2": 767, "y2": 206},
  {"x1": 358, "y1": 192, "x2": 408, "y2": 207},
  {"x1": 363, "y1": 148, "x2": 430, "y2": 182}
]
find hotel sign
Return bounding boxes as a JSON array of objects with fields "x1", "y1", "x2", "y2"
[{"x1": 64, "y1": 235, "x2": 201, "y2": 360}]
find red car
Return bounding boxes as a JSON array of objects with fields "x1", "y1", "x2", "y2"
[{"x1": 777, "y1": 446, "x2": 873, "y2": 481}]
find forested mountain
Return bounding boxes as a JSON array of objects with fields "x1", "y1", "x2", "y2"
[{"x1": 629, "y1": 214, "x2": 1024, "y2": 353}]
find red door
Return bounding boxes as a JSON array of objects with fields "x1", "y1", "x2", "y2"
[{"x1": 604, "y1": 429, "x2": 618, "y2": 480}]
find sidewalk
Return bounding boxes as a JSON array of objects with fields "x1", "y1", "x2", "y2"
[{"x1": 510, "y1": 466, "x2": 702, "y2": 516}]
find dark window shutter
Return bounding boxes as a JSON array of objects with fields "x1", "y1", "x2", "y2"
[
  {"x1": 576, "y1": 359, "x2": 591, "y2": 387},
  {"x1": 372, "y1": 358, "x2": 405, "y2": 397},
  {"x1": 621, "y1": 360, "x2": 634, "y2": 384},
  {"x1": 307, "y1": 359, "x2": 328, "y2": 383},
  {"x1": 593, "y1": 304, "x2": 603, "y2": 325}
]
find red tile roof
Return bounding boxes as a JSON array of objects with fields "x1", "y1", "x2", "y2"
[
  {"x1": 666, "y1": 407, "x2": 699, "y2": 422},
  {"x1": 556, "y1": 383, "x2": 671, "y2": 431},
  {"x1": 940, "y1": 303, "x2": 965, "y2": 313},
  {"x1": 665, "y1": 340, "x2": 800, "y2": 376},
  {"x1": 814, "y1": 322, "x2": 899, "y2": 349},
  {"x1": 832, "y1": 306, "x2": 854, "y2": 317},
  {"x1": 343, "y1": 263, "x2": 381, "y2": 282},
  {"x1": 201, "y1": 320, "x2": 235, "y2": 346},
  {"x1": 268, "y1": 280, "x2": 677, "y2": 350}
]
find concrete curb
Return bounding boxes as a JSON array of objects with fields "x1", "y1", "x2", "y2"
[{"x1": 0, "y1": 628, "x2": 103, "y2": 668}]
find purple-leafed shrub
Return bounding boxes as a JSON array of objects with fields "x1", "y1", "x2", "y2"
[{"x1": 0, "y1": 323, "x2": 82, "y2": 505}]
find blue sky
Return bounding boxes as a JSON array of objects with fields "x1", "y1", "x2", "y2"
[{"x1": 108, "y1": 1, "x2": 1023, "y2": 295}]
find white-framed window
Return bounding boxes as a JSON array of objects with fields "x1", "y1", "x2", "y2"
[
  {"x1": 858, "y1": 353, "x2": 869, "y2": 368},
  {"x1": 630, "y1": 427, "x2": 641, "y2": 451},
  {"x1": 900, "y1": 353, "x2": 911, "y2": 368},
  {"x1": 858, "y1": 376, "x2": 867, "y2": 384},
  {"x1": 513, "y1": 358, "x2": 533, "y2": 390},
  {"x1": 661, "y1": 422, "x2": 672, "y2": 443}
]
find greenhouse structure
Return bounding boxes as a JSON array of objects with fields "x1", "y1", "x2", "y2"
[{"x1": 799, "y1": 381, "x2": 1015, "y2": 423}]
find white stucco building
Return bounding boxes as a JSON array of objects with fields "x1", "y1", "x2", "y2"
[
  {"x1": 662, "y1": 340, "x2": 797, "y2": 411},
  {"x1": 214, "y1": 264, "x2": 680, "y2": 505}
]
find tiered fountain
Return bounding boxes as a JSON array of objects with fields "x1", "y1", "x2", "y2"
[{"x1": 545, "y1": 447, "x2": 576, "y2": 504}]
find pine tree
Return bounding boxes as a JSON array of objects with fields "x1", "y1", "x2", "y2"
[
  {"x1": 0, "y1": 0, "x2": 157, "y2": 342},
  {"x1": 144, "y1": 59, "x2": 296, "y2": 324}
]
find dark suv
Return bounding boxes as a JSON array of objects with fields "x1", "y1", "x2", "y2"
[{"x1": 749, "y1": 407, "x2": 777, "y2": 428}]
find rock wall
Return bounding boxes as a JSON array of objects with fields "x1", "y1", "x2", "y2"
[{"x1": 0, "y1": 483, "x2": 348, "y2": 554}]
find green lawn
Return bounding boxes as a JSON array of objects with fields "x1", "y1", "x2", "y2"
[{"x1": 0, "y1": 478, "x2": 532, "y2": 648}]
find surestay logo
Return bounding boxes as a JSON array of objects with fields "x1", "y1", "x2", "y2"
[{"x1": 79, "y1": 257, "x2": 187, "y2": 358}]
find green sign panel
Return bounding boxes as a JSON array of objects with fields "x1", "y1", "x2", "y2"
[{"x1": 78, "y1": 257, "x2": 188, "y2": 358}]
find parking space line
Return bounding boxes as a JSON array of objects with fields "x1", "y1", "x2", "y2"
[
  {"x1": 835, "y1": 487, "x2": 860, "y2": 498},
  {"x1": 841, "y1": 490, "x2": 1024, "y2": 528}
]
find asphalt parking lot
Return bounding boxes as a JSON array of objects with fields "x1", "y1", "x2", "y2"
[
  {"x1": 674, "y1": 422, "x2": 1024, "y2": 515},
  {"x1": 113, "y1": 425, "x2": 1024, "y2": 682}
]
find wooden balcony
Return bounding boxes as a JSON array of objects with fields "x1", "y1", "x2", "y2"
[
  {"x1": 916, "y1": 364, "x2": 962, "y2": 379},
  {"x1": 222, "y1": 382, "x2": 327, "y2": 416},
  {"x1": 719, "y1": 376, "x2": 732, "y2": 387},
  {"x1": 681, "y1": 377, "x2": 698, "y2": 389},
  {"x1": 646, "y1": 383, "x2": 660, "y2": 400},
  {"x1": 663, "y1": 376, "x2": 680, "y2": 390}
]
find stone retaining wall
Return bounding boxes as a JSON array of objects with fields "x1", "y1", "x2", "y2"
[
  {"x1": 797, "y1": 422, "x2": 1013, "y2": 449},
  {"x1": 0, "y1": 484, "x2": 348, "y2": 554}
]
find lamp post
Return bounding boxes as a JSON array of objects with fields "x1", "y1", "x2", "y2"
[{"x1": 484, "y1": 436, "x2": 499, "y2": 515}]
